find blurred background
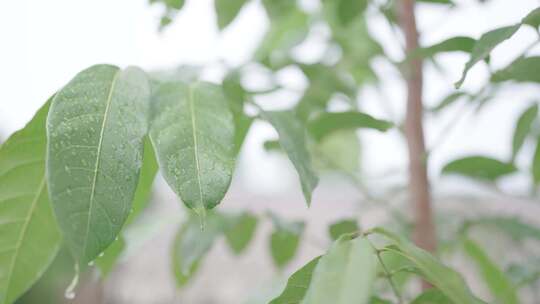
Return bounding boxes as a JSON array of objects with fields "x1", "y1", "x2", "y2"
[{"x1": 1, "y1": 0, "x2": 540, "y2": 303}]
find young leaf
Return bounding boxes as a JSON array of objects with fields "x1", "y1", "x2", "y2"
[
  {"x1": 269, "y1": 256, "x2": 321, "y2": 304},
  {"x1": 337, "y1": 0, "x2": 367, "y2": 26},
  {"x1": 261, "y1": 111, "x2": 319, "y2": 205},
  {"x1": 373, "y1": 228, "x2": 483, "y2": 304},
  {"x1": 328, "y1": 219, "x2": 359, "y2": 241},
  {"x1": 302, "y1": 236, "x2": 377, "y2": 304},
  {"x1": 150, "y1": 81, "x2": 235, "y2": 215},
  {"x1": 455, "y1": 24, "x2": 521, "y2": 88},
  {"x1": 511, "y1": 104, "x2": 538, "y2": 160},
  {"x1": 533, "y1": 137, "x2": 540, "y2": 186},
  {"x1": 47, "y1": 65, "x2": 150, "y2": 264},
  {"x1": 463, "y1": 239, "x2": 519, "y2": 304},
  {"x1": 0, "y1": 100, "x2": 61, "y2": 304},
  {"x1": 410, "y1": 289, "x2": 452, "y2": 304},
  {"x1": 215, "y1": 0, "x2": 249, "y2": 30},
  {"x1": 492, "y1": 57, "x2": 540, "y2": 83},
  {"x1": 224, "y1": 212, "x2": 258, "y2": 255},
  {"x1": 172, "y1": 213, "x2": 225, "y2": 286},
  {"x1": 442, "y1": 156, "x2": 517, "y2": 181},
  {"x1": 308, "y1": 111, "x2": 393, "y2": 141}
]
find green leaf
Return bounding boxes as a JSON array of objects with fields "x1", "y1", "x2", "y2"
[
  {"x1": 373, "y1": 228, "x2": 483, "y2": 304},
  {"x1": 95, "y1": 139, "x2": 158, "y2": 277},
  {"x1": 0, "y1": 100, "x2": 61, "y2": 304},
  {"x1": 337, "y1": 0, "x2": 367, "y2": 26},
  {"x1": 261, "y1": 111, "x2": 319, "y2": 205},
  {"x1": 172, "y1": 213, "x2": 225, "y2": 286},
  {"x1": 302, "y1": 236, "x2": 377, "y2": 304},
  {"x1": 455, "y1": 24, "x2": 521, "y2": 88},
  {"x1": 410, "y1": 289, "x2": 452, "y2": 304},
  {"x1": 269, "y1": 214, "x2": 304, "y2": 268},
  {"x1": 150, "y1": 81, "x2": 235, "y2": 216},
  {"x1": 224, "y1": 212, "x2": 258, "y2": 254},
  {"x1": 262, "y1": 0, "x2": 296, "y2": 20},
  {"x1": 412, "y1": 37, "x2": 475, "y2": 60},
  {"x1": 222, "y1": 72, "x2": 252, "y2": 155},
  {"x1": 215, "y1": 0, "x2": 249, "y2": 30},
  {"x1": 328, "y1": 219, "x2": 359, "y2": 241},
  {"x1": 533, "y1": 137, "x2": 540, "y2": 185},
  {"x1": 492, "y1": 57, "x2": 540, "y2": 83},
  {"x1": 511, "y1": 104, "x2": 538, "y2": 160},
  {"x1": 463, "y1": 239, "x2": 518, "y2": 304},
  {"x1": 308, "y1": 111, "x2": 393, "y2": 141},
  {"x1": 522, "y1": 7, "x2": 540, "y2": 29},
  {"x1": 430, "y1": 92, "x2": 467, "y2": 113},
  {"x1": 47, "y1": 65, "x2": 151, "y2": 263},
  {"x1": 269, "y1": 256, "x2": 321, "y2": 304},
  {"x1": 95, "y1": 237, "x2": 125, "y2": 277},
  {"x1": 417, "y1": 0, "x2": 454, "y2": 5},
  {"x1": 442, "y1": 156, "x2": 517, "y2": 181}
]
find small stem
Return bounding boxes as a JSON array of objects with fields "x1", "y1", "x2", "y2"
[{"x1": 366, "y1": 238, "x2": 403, "y2": 304}]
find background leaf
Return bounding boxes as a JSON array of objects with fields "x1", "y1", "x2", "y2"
[
  {"x1": 492, "y1": 57, "x2": 540, "y2": 83},
  {"x1": 150, "y1": 81, "x2": 235, "y2": 215},
  {"x1": 511, "y1": 104, "x2": 538, "y2": 160},
  {"x1": 224, "y1": 212, "x2": 258, "y2": 255},
  {"x1": 532, "y1": 137, "x2": 540, "y2": 186},
  {"x1": 302, "y1": 236, "x2": 377, "y2": 304},
  {"x1": 463, "y1": 238, "x2": 518, "y2": 304},
  {"x1": 328, "y1": 219, "x2": 359, "y2": 241},
  {"x1": 0, "y1": 100, "x2": 61, "y2": 304},
  {"x1": 337, "y1": 0, "x2": 367, "y2": 26},
  {"x1": 307, "y1": 111, "x2": 393, "y2": 141},
  {"x1": 442, "y1": 156, "x2": 517, "y2": 181},
  {"x1": 47, "y1": 65, "x2": 151, "y2": 263},
  {"x1": 215, "y1": 0, "x2": 249, "y2": 30},
  {"x1": 269, "y1": 214, "x2": 304, "y2": 268},
  {"x1": 261, "y1": 110, "x2": 319, "y2": 205},
  {"x1": 455, "y1": 24, "x2": 521, "y2": 88},
  {"x1": 410, "y1": 289, "x2": 452, "y2": 304}
]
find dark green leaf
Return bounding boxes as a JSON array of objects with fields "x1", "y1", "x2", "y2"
[
  {"x1": 328, "y1": 219, "x2": 359, "y2": 241},
  {"x1": 0, "y1": 100, "x2": 61, "y2": 304},
  {"x1": 463, "y1": 238, "x2": 518, "y2": 304},
  {"x1": 261, "y1": 111, "x2": 319, "y2": 205},
  {"x1": 442, "y1": 156, "x2": 517, "y2": 181},
  {"x1": 373, "y1": 228, "x2": 483, "y2": 304},
  {"x1": 150, "y1": 82, "x2": 235, "y2": 216},
  {"x1": 269, "y1": 256, "x2": 321, "y2": 304},
  {"x1": 522, "y1": 7, "x2": 540, "y2": 29},
  {"x1": 215, "y1": 0, "x2": 249, "y2": 30},
  {"x1": 47, "y1": 65, "x2": 151, "y2": 263},
  {"x1": 224, "y1": 212, "x2": 258, "y2": 254},
  {"x1": 492, "y1": 57, "x2": 540, "y2": 83},
  {"x1": 172, "y1": 213, "x2": 226, "y2": 286},
  {"x1": 511, "y1": 104, "x2": 538, "y2": 160},
  {"x1": 302, "y1": 236, "x2": 377, "y2": 304},
  {"x1": 455, "y1": 24, "x2": 521, "y2": 88},
  {"x1": 269, "y1": 214, "x2": 304, "y2": 268},
  {"x1": 337, "y1": 0, "x2": 367, "y2": 26},
  {"x1": 308, "y1": 111, "x2": 393, "y2": 141},
  {"x1": 410, "y1": 289, "x2": 452, "y2": 304}
]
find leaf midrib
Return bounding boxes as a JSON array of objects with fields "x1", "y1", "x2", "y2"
[
  {"x1": 3, "y1": 177, "x2": 46, "y2": 303},
  {"x1": 187, "y1": 84, "x2": 205, "y2": 213},
  {"x1": 82, "y1": 70, "x2": 120, "y2": 260}
]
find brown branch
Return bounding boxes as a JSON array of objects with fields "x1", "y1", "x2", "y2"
[{"x1": 397, "y1": 0, "x2": 437, "y2": 259}]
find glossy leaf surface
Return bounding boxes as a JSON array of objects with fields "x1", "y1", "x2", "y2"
[
  {"x1": 0, "y1": 101, "x2": 61, "y2": 304},
  {"x1": 150, "y1": 81, "x2": 235, "y2": 214},
  {"x1": 47, "y1": 65, "x2": 151, "y2": 263}
]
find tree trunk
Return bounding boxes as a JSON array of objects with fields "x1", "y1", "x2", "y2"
[{"x1": 397, "y1": 0, "x2": 437, "y2": 257}]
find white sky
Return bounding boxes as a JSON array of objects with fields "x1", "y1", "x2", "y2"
[{"x1": 1, "y1": 0, "x2": 539, "y2": 195}]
